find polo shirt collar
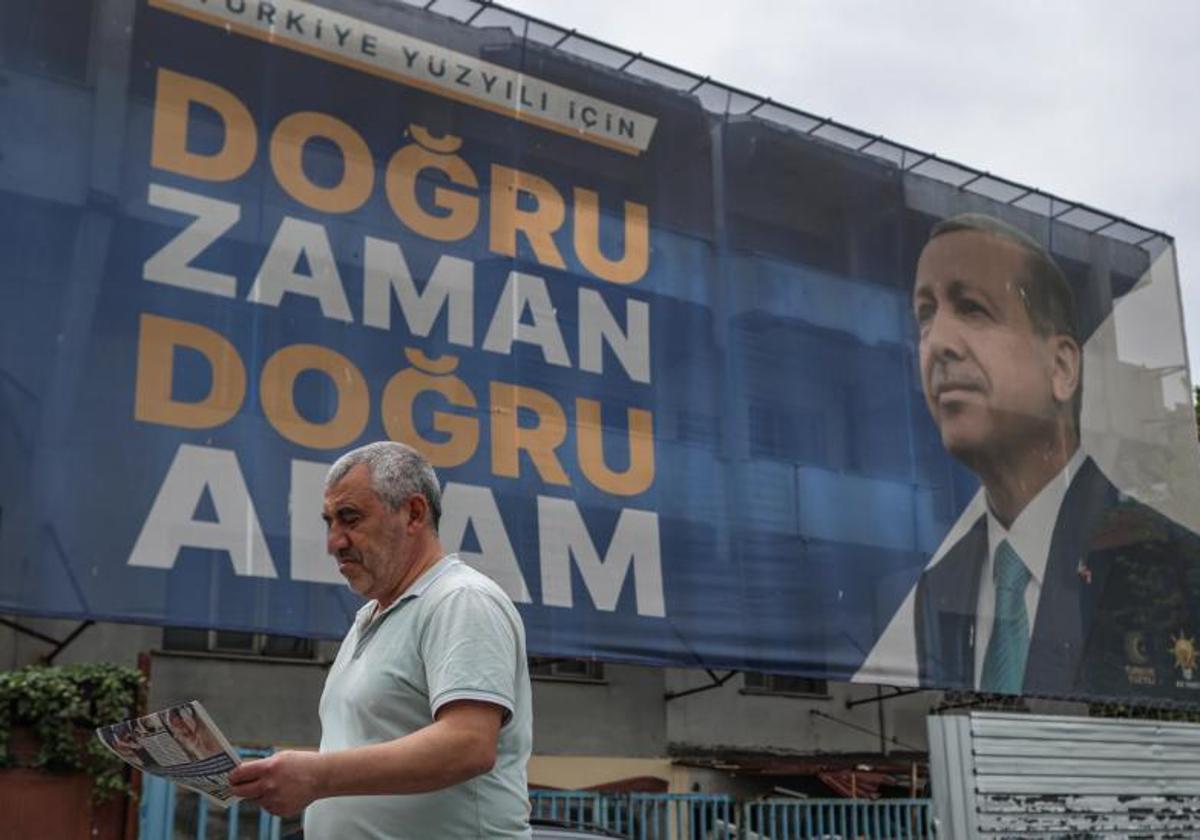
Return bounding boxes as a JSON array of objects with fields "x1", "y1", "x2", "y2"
[
  {"x1": 354, "y1": 554, "x2": 461, "y2": 631},
  {"x1": 403, "y1": 553, "x2": 460, "y2": 600}
]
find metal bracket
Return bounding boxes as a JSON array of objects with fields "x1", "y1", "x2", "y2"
[
  {"x1": 0, "y1": 617, "x2": 95, "y2": 664},
  {"x1": 665, "y1": 668, "x2": 738, "y2": 702},
  {"x1": 810, "y1": 709, "x2": 921, "y2": 753},
  {"x1": 845, "y1": 686, "x2": 925, "y2": 710}
]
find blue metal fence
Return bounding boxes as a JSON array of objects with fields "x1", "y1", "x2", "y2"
[
  {"x1": 139, "y1": 747, "x2": 283, "y2": 840},
  {"x1": 531, "y1": 790, "x2": 738, "y2": 838},
  {"x1": 530, "y1": 789, "x2": 602, "y2": 827},
  {"x1": 141, "y1": 775, "x2": 930, "y2": 839},
  {"x1": 529, "y1": 791, "x2": 930, "y2": 839},
  {"x1": 741, "y1": 798, "x2": 933, "y2": 839},
  {"x1": 631, "y1": 792, "x2": 736, "y2": 839}
]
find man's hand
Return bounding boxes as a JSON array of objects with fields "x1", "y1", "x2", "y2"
[
  {"x1": 229, "y1": 750, "x2": 326, "y2": 816},
  {"x1": 227, "y1": 701, "x2": 503, "y2": 813}
]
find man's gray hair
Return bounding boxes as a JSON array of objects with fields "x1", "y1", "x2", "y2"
[
  {"x1": 928, "y1": 213, "x2": 1078, "y2": 344},
  {"x1": 326, "y1": 441, "x2": 442, "y2": 529},
  {"x1": 928, "y1": 212, "x2": 1082, "y2": 432}
]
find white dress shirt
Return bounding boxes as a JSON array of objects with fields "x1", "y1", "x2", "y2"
[{"x1": 973, "y1": 447, "x2": 1087, "y2": 688}]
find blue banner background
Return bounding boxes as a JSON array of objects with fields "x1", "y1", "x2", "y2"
[{"x1": 0, "y1": 0, "x2": 1158, "y2": 685}]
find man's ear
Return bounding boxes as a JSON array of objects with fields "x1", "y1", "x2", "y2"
[
  {"x1": 406, "y1": 494, "x2": 429, "y2": 530},
  {"x1": 1050, "y1": 334, "x2": 1081, "y2": 405}
]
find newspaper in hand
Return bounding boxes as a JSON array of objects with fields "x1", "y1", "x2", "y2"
[{"x1": 96, "y1": 700, "x2": 243, "y2": 805}]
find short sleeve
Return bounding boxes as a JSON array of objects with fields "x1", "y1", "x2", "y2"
[{"x1": 420, "y1": 584, "x2": 519, "y2": 725}]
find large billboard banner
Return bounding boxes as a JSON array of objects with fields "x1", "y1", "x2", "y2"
[{"x1": 2, "y1": 0, "x2": 1198, "y2": 704}]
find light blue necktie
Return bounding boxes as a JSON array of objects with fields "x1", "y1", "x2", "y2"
[{"x1": 980, "y1": 539, "x2": 1032, "y2": 693}]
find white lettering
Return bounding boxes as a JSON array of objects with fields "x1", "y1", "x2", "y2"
[
  {"x1": 128, "y1": 444, "x2": 277, "y2": 578},
  {"x1": 578, "y1": 287, "x2": 650, "y2": 384},
  {"x1": 288, "y1": 458, "x2": 342, "y2": 584},
  {"x1": 362, "y1": 236, "x2": 473, "y2": 345},
  {"x1": 247, "y1": 216, "x2": 352, "y2": 321},
  {"x1": 537, "y1": 496, "x2": 664, "y2": 617},
  {"x1": 440, "y1": 482, "x2": 531, "y2": 603},
  {"x1": 144, "y1": 184, "x2": 240, "y2": 297},
  {"x1": 483, "y1": 271, "x2": 570, "y2": 367}
]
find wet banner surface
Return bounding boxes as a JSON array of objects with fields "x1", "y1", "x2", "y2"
[{"x1": 2, "y1": 0, "x2": 1198, "y2": 703}]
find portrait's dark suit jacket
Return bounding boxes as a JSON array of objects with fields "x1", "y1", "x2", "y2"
[{"x1": 915, "y1": 456, "x2": 1200, "y2": 699}]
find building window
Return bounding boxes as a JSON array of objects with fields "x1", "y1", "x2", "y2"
[
  {"x1": 529, "y1": 657, "x2": 605, "y2": 683},
  {"x1": 3, "y1": 0, "x2": 94, "y2": 84},
  {"x1": 742, "y1": 671, "x2": 828, "y2": 698},
  {"x1": 162, "y1": 627, "x2": 316, "y2": 660}
]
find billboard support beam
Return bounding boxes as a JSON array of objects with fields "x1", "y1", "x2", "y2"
[
  {"x1": 664, "y1": 669, "x2": 738, "y2": 702},
  {"x1": 0, "y1": 617, "x2": 95, "y2": 663},
  {"x1": 844, "y1": 686, "x2": 925, "y2": 710},
  {"x1": 43, "y1": 620, "x2": 96, "y2": 664},
  {"x1": 0, "y1": 616, "x2": 62, "y2": 647},
  {"x1": 809, "y1": 709, "x2": 921, "y2": 754}
]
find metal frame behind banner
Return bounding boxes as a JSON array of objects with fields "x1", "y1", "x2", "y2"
[
  {"x1": 2, "y1": 0, "x2": 1191, "y2": 698},
  {"x1": 406, "y1": 0, "x2": 1168, "y2": 254}
]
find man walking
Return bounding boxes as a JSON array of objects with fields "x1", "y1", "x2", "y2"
[{"x1": 230, "y1": 441, "x2": 532, "y2": 838}]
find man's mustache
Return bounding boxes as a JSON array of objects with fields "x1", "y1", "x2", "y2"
[{"x1": 927, "y1": 363, "x2": 986, "y2": 396}]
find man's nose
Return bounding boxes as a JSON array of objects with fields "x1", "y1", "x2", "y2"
[
  {"x1": 922, "y1": 309, "x2": 965, "y2": 360},
  {"x1": 327, "y1": 524, "x2": 350, "y2": 554}
]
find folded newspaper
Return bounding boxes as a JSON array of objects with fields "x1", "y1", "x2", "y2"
[{"x1": 96, "y1": 700, "x2": 242, "y2": 805}]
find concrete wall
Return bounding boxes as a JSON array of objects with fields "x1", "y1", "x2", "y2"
[
  {"x1": 664, "y1": 668, "x2": 937, "y2": 756},
  {"x1": 1, "y1": 616, "x2": 339, "y2": 747},
  {"x1": 531, "y1": 664, "x2": 666, "y2": 757},
  {"x1": 4, "y1": 620, "x2": 675, "y2": 757},
  {"x1": 4, "y1": 617, "x2": 1094, "y2": 796},
  {"x1": 147, "y1": 652, "x2": 330, "y2": 747},
  {"x1": 1, "y1": 616, "x2": 158, "y2": 670},
  {"x1": 1, "y1": 619, "x2": 941, "y2": 761},
  {"x1": 528, "y1": 756, "x2": 676, "y2": 790}
]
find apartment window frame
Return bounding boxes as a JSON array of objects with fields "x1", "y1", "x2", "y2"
[
  {"x1": 161, "y1": 627, "x2": 318, "y2": 661},
  {"x1": 529, "y1": 656, "x2": 607, "y2": 684},
  {"x1": 740, "y1": 671, "x2": 829, "y2": 699}
]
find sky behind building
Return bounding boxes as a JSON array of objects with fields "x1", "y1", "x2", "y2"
[{"x1": 501, "y1": 0, "x2": 1200, "y2": 381}]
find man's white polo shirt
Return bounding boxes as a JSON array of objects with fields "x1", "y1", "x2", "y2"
[{"x1": 304, "y1": 554, "x2": 532, "y2": 839}]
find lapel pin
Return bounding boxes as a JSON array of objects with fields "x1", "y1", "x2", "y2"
[{"x1": 1076, "y1": 561, "x2": 1092, "y2": 585}]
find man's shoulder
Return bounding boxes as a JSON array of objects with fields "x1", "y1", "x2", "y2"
[
  {"x1": 1069, "y1": 459, "x2": 1200, "y2": 554},
  {"x1": 424, "y1": 557, "x2": 519, "y2": 610},
  {"x1": 1065, "y1": 461, "x2": 1200, "y2": 634},
  {"x1": 1091, "y1": 496, "x2": 1196, "y2": 548}
]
